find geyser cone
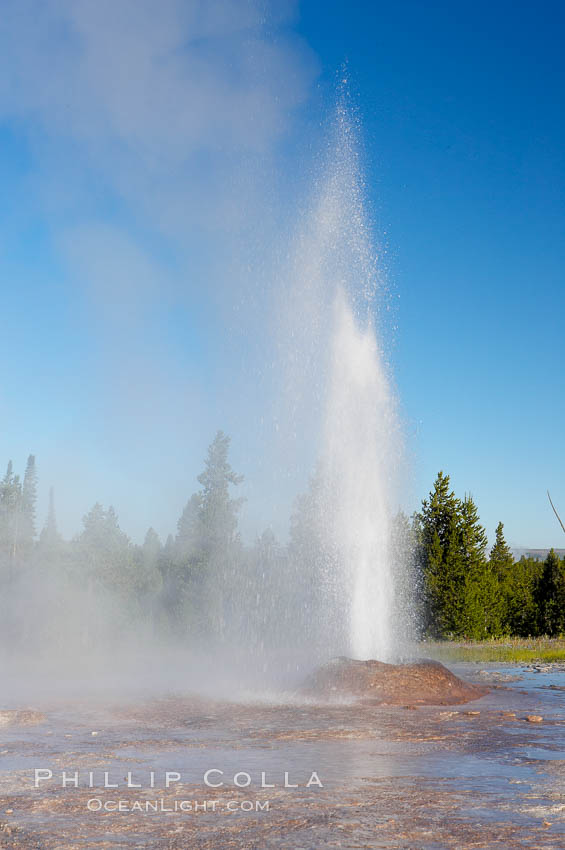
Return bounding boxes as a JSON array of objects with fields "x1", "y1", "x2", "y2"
[{"x1": 302, "y1": 657, "x2": 488, "y2": 706}]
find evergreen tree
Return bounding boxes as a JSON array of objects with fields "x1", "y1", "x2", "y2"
[
  {"x1": 439, "y1": 512, "x2": 468, "y2": 635},
  {"x1": 415, "y1": 471, "x2": 464, "y2": 636},
  {"x1": 132, "y1": 527, "x2": 163, "y2": 632},
  {"x1": 0, "y1": 461, "x2": 22, "y2": 577},
  {"x1": 417, "y1": 476, "x2": 503, "y2": 638},
  {"x1": 175, "y1": 493, "x2": 202, "y2": 559},
  {"x1": 537, "y1": 548, "x2": 565, "y2": 636},
  {"x1": 489, "y1": 522, "x2": 514, "y2": 575},
  {"x1": 506, "y1": 556, "x2": 542, "y2": 636},
  {"x1": 76, "y1": 502, "x2": 131, "y2": 590},
  {"x1": 197, "y1": 431, "x2": 244, "y2": 553},
  {"x1": 39, "y1": 487, "x2": 62, "y2": 549},
  {"x1": 460, "y1": 495, "x2": 488, "y2": 555},
  {"x1": 167, "y1": 493, "x2": 206, "y2": 637},
  {"x1": 36, "y1": 487, "x2": 66, "y2": 578},
  {"x1": 156, "y1": 533, "x2": 187, "y2": 635},
  {"x1": 142, "y1": 527, "x2": 161, "y2": 570},
  {"x1": 20, "y1": 454, "x2": 37, "y2": 550},
  {"x1": 196, "y1": 431, "x2": 244, "y2": 641},
  {"x1": 489, "y1": 521, "x2": 514, "y2": 634},
  {"x1": 459, "y1": 495, "x2": 501, "y2": 639},
  {"x1": 72, "y1": 503, "x2": 138, "y2": 646}
]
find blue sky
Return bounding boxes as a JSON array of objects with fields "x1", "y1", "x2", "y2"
[
  {"x1": 298, "y1": 0, "x2": 565, "y2": 547},
  {"x1": 0, "y1": 1, "x2": 563, "y2": 547}
]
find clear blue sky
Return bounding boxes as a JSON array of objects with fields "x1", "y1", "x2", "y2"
[{"x1": 0, "y1": 1, "x2": 563, "y2": 547}]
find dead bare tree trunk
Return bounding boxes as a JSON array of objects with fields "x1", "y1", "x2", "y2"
[{"x1": 547, "y1": 491, "x2": 565, "y2": 535}]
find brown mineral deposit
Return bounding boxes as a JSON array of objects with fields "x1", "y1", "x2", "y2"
[{"x1": 301, "y1": 657, "x2": 488, "y2": 705}]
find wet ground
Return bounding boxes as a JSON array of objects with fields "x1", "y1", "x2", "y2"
[{"x1": 1, "y1": 662, "x2": 565, "y2": 848}]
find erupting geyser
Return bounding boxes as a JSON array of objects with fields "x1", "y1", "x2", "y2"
[
  {"x1": 321, "y1": 289, "x2": 400, "y2": 661},
  {"x1": 274, "y1": 93, "x2": 408, "y2": 667}
]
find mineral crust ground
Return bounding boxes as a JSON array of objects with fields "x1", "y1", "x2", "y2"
[{"x1": 1, "y1": 662, "x2": 565, "y2": 849}]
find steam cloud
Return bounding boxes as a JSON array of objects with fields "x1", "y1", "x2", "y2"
[{"x1": 0, "y1": 0, "x2": 318, "y2": 540}]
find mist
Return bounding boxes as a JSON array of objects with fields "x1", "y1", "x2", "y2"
[
  {"x1": 0, "y1": 2, "x2": 416, "y2": 698},
  {"x1": 0, "y1": 0, "x2": 320, "y2": 543}
]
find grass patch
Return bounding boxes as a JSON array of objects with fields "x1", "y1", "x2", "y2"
[{"x1": 422, "y1": 637, "x2": 565, "y2": 664}]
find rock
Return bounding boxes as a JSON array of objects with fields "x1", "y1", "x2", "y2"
[
  {"x1": 301, "y1": 657, "x2": 488, "y2": 706},
  {"x1": 477, "y1": 670, "x2": 522, "y2": 682},
  {"x1": 525, "y1": 715, "x2": 543, "y2": 723},
  {"x1": 0, "y1": 710, "x2": 46, "y2": 727}
]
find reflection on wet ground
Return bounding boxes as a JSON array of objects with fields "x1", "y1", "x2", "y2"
[{"x1": 1, "y1": 663, "x2": 565, "y2": 848}]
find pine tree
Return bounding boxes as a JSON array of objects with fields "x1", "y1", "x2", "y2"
[
  {"x1": 459, "y1": 495, "x2": 499, "y2": 639},
  {"x1": 157, "y1": 534, "x2": 185, "y2": 635},
  {"x1": 142, "y1": 527, "x2": 161, "y2": 570},
  {"x1": 0, "y1": 461, "x2": 22, "y2": 577},
  {"x1": 506, "y1": 557, "x2": 542, "y2": 636},
  {"x1": 416, "y1": 471, "x2": 464, "y2": 636},
  {"x1": 77, "y1": 503, "x2": 131, "y2": 588},
  {"x1": 133, "y1": 527, "x2": 163, "y2": 632},
  {"x1": 0, "y1": 462, "x2": 15, "y2": 567},
  {"x1": 417, "y1": 476, "x2": 504, "y2": 638},
  {"x1": 419, "y1": 472, "x2": 460, "y2": 547},
  {"x1": 197, "y1": 431, "x2": 244, "y2": 553},
  {"x1": 489, "y1": 522, "x2": 514, "y2": 575},
  {"x1": 162, "y1": 492, "x2": 208, "y2": 638},
  {"x1": 20, "y1": 454, "x2": 37, "y2": 549},
  {"x1": 34, "y1": 487, "x2": 68, "y2": 643},
  {"x1": 39, "y1": 487, "x2": 62, "y2": 549},
  {"x1": 488, "y1": 521, "x2": 514, "y2": 634},
  {"x1": 80, "y1": 503, "x2": 108, "y2": 552},
  {"x1": 72, "y1": 503, "x2": 137, "y2": 646},
  {"x1": 175, "y1": 493, "x2": 202, "y2": 559},
  {"x1": 537, "y1": 549, "x2": 565, "y2": 636},
  {"x1": 196, "y1": 431, "x2": 244, "y2": 641}
]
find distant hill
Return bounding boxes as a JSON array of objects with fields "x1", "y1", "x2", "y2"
[{"x1": 512, "y1": 548, "x2": 565, "y2": 561}]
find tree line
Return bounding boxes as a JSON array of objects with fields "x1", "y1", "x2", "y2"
[
  {"x1": 0, "y1": 441, "x2": 563, "y2": 652},
  {"x1": 0, "y1": 433, "x2": 315, "y2": 654},
  {"x1": 414, "y1": 471, "x2": 565, "y2": 639}
]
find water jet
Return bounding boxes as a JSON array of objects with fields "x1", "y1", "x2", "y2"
[{"x1": 269, "y1": 94, "x2": 408, "y2": 670}]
